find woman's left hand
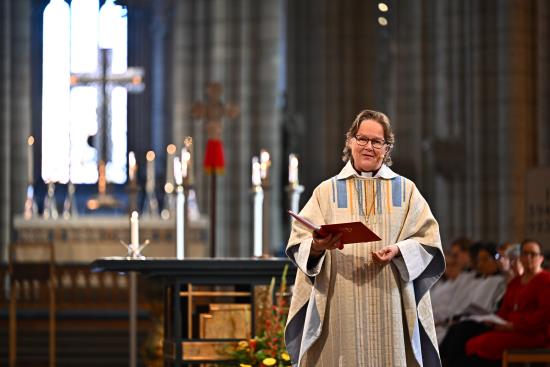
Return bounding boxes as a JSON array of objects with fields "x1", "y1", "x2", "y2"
[{"x1": 372, "y1": 245, "x2": 400, "y2": 265}]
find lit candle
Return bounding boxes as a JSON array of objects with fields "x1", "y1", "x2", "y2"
[
  {"x1": 181, "y1": 147, "x2": 190, "y2": 179},
  {"x1": 130, "y1": 211, "x2": 139, "y2": 245},
  {"x1": 27, "y1": 136, "x2": 34, "y2": 184},
  {"x1": 252, "y1": 156, "x2": 261, "y2": 186},
  {"x1": 128, "y1": 151, "x2": 137, "y2": 182},
  {"x1": 183, "y1": 136, "x2": 193, "y2": 185},
  {"x1": 146, "y1": 151, "x2": 156, "y2": 193},
  {"x1": 173, "y1": 156, "x2": 183, "y2": 186},
  {"x1": 289, "y1": 154, "x2": 299, "y2": 185},
  {"x1": 166, "y1": 144, "x2": 176, "y2": 185},
  {"x1": 260, "y1": 149, "x2": 271, "y2": 181}
]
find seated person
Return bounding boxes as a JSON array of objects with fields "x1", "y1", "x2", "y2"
[
  {"x1": 431, "y1": 239, "x2": 471, "y2": 340},
  {"x1": 440, "y1": 243, "x2": 524, "y2": 366},
  {"x1": 434, "y1": 242, "x2": 506, "y2": 343},
  {"x1": 440, "y1": 239, "x2": 550, "y2": 367}
]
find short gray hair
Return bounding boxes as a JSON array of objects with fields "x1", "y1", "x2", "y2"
[{"x1": 342, "y1": 109, "x2": 395, "y2": 166}]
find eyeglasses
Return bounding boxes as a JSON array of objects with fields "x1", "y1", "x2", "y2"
[
  {"x1": 520, "y1": 251, "x2": 542, "y2": 258},
  {"x1": 354, "y1": 135, "x2": 386, "y2": 149}
]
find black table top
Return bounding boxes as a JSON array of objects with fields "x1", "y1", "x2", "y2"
[{"x1": 90, "y1": 257, "x2": 297, "y2": 285}]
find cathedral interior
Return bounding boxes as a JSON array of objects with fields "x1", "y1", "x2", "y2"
[{"x1": 0, "y1": 0, "x2": 549, "y2": 366}]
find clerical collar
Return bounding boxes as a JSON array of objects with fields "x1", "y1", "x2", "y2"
[
  {"x1": 336, "y1": 161, "x2": 398, "y2": 180},
  {"x1": 360, "y1": 170, "x2": 376, "y2": 178}
]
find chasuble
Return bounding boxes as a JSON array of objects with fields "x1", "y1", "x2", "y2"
[{"x1": 285, "y1": 162, "x2": 445, "y2": 367}]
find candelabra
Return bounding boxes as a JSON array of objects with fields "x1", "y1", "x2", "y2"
[
  {"x1": 43, "y1": 182, "x2": 58, "y2": 220},
  {"x1": 23, "y1": 184, "x2": 38, "y2": 220},
  {"x1": 121, "y1": 211, "x2": 150, "y2": 259},
  {"x1": 62, "y1": 181, "x2": 78, "y2": 219}
]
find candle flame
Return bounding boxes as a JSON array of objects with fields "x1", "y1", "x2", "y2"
[
  {"x1": 167, "y1": 144, "x2": 176, "y2": 154},
  {"x1": 146, "y1": 150, "x2": 156, "y2": 161},
  {"x1": 28, "y1": 136, "x2": 34, "y2": 146}
]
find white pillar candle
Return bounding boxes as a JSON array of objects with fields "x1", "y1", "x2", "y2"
[
  {"x1": 260, "y1": 149, "x2": 270, "y2": 181},
  {"x1": 130, "y1": 211, "x2": 139, "y2": 245},
  {"x1": 289, "y1": 154, "x2": 299, "y2": 185},
  {"x1": 183, "y1": 136, "x2": 193, "y2": 185},
  {"x1": 128, "y1": 151, "x2": 137, "y2": 182},
  {"x1": 166, "y1": 144, "x2": 176, "y2": 185},
  {"x1": 146, "y1": 151, "x2": 155, "y2": 192},
  {"x1": 252, "y1": 156, "x2": 261, "y2": 186},
  {"x1": 27, "y1": 136, "x2": 34, "y2": 184},
  {"x1": 173, "y1": 156, "x2": 183, "y2": 186},
  {"x1": 181, "y1": 147, "x2": 190, "y2": 179}
]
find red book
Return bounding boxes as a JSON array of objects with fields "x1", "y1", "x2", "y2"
[{"x1": 287, "y1": 210, "x2": 381, "y2": 244}]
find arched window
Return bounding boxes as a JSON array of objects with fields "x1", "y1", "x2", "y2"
[{"x1": 42, "y1": 0, "x2": 128, "y2": 184}]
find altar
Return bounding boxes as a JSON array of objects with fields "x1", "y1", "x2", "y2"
[
  {"x1": 13, "y1": 215, "x2": 209, "y2": 261},
  {"x1": 91, "y1": 258, "x2": 296, "y2": 366}
]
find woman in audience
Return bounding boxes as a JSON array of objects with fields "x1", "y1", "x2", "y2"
[
  {"x1": 440, "y1": 242, "x2": 524, "y2": 365},
  {"x1": 465, "y1": 239, "x2": 550, "y2": 365},
  {"x1": 441, "y1": 239, "x2": 550, "y2": 367},
  {"x1": 434, "y1": 242, "x2": 506, "y2": 343}
]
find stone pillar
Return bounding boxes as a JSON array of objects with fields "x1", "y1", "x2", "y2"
[{"x1": 0, "y1": 0, "x2": 32, "y2": 260}]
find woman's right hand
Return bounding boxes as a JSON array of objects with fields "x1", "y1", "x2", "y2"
[{"x1": 310, "y1": 232, "x2": 343, "y2": 257}]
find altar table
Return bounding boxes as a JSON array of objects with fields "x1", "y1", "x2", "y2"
[{"x1": 91, "y1": 258, "x2": 296, "y2": 366}]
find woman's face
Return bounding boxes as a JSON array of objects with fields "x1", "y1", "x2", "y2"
[
  {"x1": 520, "y1": 242, "x2": 544, "y2": 274},
  {"x1": 348, "y1": 119, "x2": 388, "y2": 172}
]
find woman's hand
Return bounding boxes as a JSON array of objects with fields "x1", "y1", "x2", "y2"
[
  {"x1": 310, "y1": 232, "x2": 344, "y2": 257},
  {"x1": 492, "y1": 321, "x2": 514, "y2": 331},
  {"x1": 372, "y1": 245, "x2": 400, "y2": 265}
]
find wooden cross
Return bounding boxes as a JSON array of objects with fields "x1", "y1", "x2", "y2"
[
  {"x1": 191, "y1": 82, "x2": 239, "y2": 256},
  {"x1": 71, "y1": 48, "x2": 145, "y2": 208}
]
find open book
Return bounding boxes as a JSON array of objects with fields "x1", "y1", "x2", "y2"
[{"x1": 288, "y1": 210, "x2": 381, "y2": 244}]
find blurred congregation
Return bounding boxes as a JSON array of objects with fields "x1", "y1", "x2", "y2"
[{"x1": 432, "y1": 237, "x2": 550, "y2": 366}]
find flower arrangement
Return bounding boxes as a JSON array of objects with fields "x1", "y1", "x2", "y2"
[{"x1": 224, "y1": 265, "x2": 291, "y2": 367}]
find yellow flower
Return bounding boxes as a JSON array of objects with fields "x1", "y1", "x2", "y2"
[
  {"x1": 281, "y1": 352, "x2": 290, "y2": 361},
  {"x1": 237, "y1": 340, "x2": 249, "y2": 349},
  {"x1": 240, "y1": 364, "x2": 252, "y2": 367},
  {"x1": 263, "y1": 357, "x2": 277, "y2": 366}
]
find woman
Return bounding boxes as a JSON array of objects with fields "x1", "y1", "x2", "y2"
[
  {"x1": 442, "y1": 239, "x2": 550, "y2": 367},
  {"x1": 284, "y1": 109, "x2": 444, "y2": 366}
]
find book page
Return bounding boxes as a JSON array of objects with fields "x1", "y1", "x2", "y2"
[{"x1": 466, "y1": 313, "x2": 507, "y2": 325}]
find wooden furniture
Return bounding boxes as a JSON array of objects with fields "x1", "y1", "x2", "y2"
[
  {"x1": 502, "y1": 348, "x2": 550, "y2": 366},
  {"x1": 91, "y1": 258, "x2": 296, "y2": 366},
  {"x1": 9, "y1": 241, "x2": 56, "y2": 367}
]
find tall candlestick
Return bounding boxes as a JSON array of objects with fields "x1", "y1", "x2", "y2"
[
  {"x1": 27, "y1": 136, "x2": 34, "y2": 184},
  {"x1": 130, "y1": 211, "x2": 139, "y2": 245},
  {"x1": 289, "y1": 154, "x2": 299, "y2": 185},
  {"x1": 165, "y1": 144, "x2": 176, "y2": 186},
  {"x1": 176, "y1": 185, "x2": 185, "y2": 259},
  {"x1": 251, "y1": 156, "x2": 263, "y2": 257},
  {"x1": 146, "y1": 151, "x2": 156, "y2": 192},
  {"x1": 128, "y1": 151, "x2": 137, "y2": 182},
  {"x1": 174, "y1": 156, "x2": 183, "y2": 186}
]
